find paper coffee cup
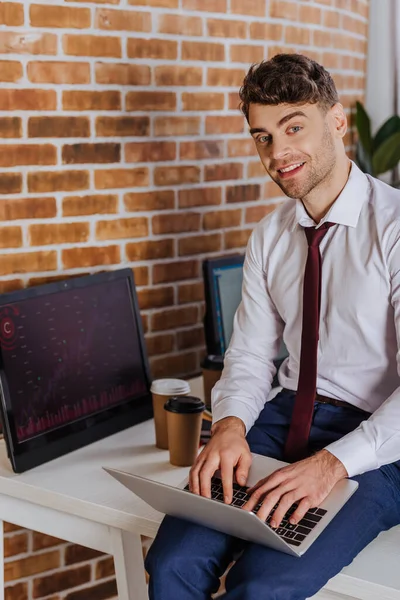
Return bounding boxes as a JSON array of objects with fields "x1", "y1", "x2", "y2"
[
  {"x1": 201, "y1": 355, "x2": 224, "y2": 410},
  {"x1": 150, "y1": 379, "x2": 190, "y2": 449},
  {"x1": 164, "y1": 395, "x2": 205, "y2": 467}
]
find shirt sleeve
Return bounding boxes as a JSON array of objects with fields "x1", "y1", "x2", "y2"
[
  {"x1": 211, "y1": 223, "x2": 285, "y2": 434},
  {"x1": 325, "y1": 222, "x2": 400, "y2": 477}
]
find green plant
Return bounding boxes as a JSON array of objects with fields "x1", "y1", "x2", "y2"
[{"x1": 355, "y1": 101, "x2": 400, "y2": 187}]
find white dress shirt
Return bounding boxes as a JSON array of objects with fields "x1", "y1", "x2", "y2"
[{"x1": 211, "y1": 161, "x2": 400, "y2": 478}]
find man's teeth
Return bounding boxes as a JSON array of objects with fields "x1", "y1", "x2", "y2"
[{"x1": 279, "y1": 162, "x2": 304, "y2": 173}]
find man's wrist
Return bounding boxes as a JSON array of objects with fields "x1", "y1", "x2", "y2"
[
  {"x1": 319, "y1": 449, "x2": 348, "y2": 480},
  {"x1": 211, "y1": 416, "x2": 246, "y2": 437}
]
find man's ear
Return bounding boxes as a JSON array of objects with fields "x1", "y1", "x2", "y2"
[{"x1": 330, "y1": 102, "x2": 347, "y2": 138}]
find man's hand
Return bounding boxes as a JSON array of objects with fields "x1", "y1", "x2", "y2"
[
  {"x1": 189, "y1": 416, "x2": 252, "y2": 504},
  {"x1": 242, "y1": 450, "x2": 348, "y2": 528}
]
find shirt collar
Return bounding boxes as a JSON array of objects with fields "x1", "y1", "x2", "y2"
[{"x1": 289, "y1": 161, "x2": 370, "y2": 232}]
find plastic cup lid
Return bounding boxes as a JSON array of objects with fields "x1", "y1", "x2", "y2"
[
  {"x1": 150, "y1": 378, "x2": 190, "y2": 396},
  {"x1": 164, "y1": 395, "x2": 205, "y2": 414}
]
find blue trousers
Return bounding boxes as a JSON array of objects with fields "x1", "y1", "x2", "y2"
[{"x1": 145, "y1": 390, "x2": 400, "y2": 600}]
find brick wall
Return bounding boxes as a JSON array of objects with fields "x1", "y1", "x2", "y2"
[{"x1": 1, "y1": 0, "x2": 369, "y2": 598}]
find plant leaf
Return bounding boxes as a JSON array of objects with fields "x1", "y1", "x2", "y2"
[
  {"x1": 355, "y1": 101, "x2": 373, "y2": 155},
  {"x1": 372, "y1": 132, "x2": 400, "y2": 175},
  {"x1": 374, "y1": 115, "x2": 400, "y2": 151},
  {"x1": 355, "y1": 141, "x2": 373, "y2": 175}
]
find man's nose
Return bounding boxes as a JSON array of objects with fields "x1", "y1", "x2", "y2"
[{"x1": 270, "y1": 139, "x2": 291, "y2": 161}]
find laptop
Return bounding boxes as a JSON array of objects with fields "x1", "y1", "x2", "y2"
[{"x1": 104, "y1": 452, "x2": 358, "y2": 557}]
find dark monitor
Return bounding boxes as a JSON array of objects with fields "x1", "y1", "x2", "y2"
[
  {"x1": 202, "y1": 255, "x2": 288, "y2": 385},
  {"x1": 0, "y1": 268, "x2": 153, "y2": 472}
]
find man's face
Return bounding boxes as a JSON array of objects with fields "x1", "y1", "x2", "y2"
[{"x1": 248, "y1": 102, "x2": 344, "y2": 200}]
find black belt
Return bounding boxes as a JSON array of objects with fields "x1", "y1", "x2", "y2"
[{"x1": 282, "y1": 389, "x2": 371, "y2": 415}]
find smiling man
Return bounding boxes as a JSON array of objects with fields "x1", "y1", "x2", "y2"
[{"x1": 145, "y1": 54, "x2": 400, "y2": 599}]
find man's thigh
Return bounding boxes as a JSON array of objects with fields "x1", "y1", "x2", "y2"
[{"x1": 223, "y1": 465, "x2": 400, "y2": 600}]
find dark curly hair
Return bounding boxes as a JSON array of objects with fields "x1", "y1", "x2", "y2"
[{"x1": 239, "y1": 54, "x2": 339, "y2": 121}]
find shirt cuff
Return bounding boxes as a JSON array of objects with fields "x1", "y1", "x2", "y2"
[
  {"x1": 211, "y1": 400, "x2": 256, "y2": 436},
  {"x1": 324, "y1": 429, "x2": 379, "y2": 477}
]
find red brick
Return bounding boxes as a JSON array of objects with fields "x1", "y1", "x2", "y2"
[
  {"x1": 299, "y1": 5, "x2": 322, "y2": 24},
  {"x1": 5, "y1": 550, "x2": 60, "y2": 582},
  {"x1": 179, "y1": 187, "x2": 222, "y2": 208},
  {"x1": 224, "y1": 228, "x2": 252, "y2": 250},
  {"x1": 248, "y1": 161, "x2": 267, "y2": 178},
  {"x1": 145, "y1": 332, "x2": 175, "y2": 355},
  {"x1": 124, "y1": 190, "x2": 175, "y2": 212},
  {"x1": 4, "y1": 533, "x2": 28, "y2": 558},
  {"x1": 205, "y1": 163, "x2": 243, "y2": 182},
  {"x1": 63, "y1": 194, "x2": 117, "y2": 217},
  {"x1": 154, "y1": 117, "x2": 200, "y2": 137},
  {"x1": 227, "y1": 184, "x2": 260, "y2": 203},
  {"x1": 269, "y1": 0, "x2": 298, "y2": 19},
  {"x1": 0, "y1": 197, "x2": 54, "y2": 221},
  {"x1": 285, "y1": 26, "x2": 311, "y2": 45},
  {"x1": 249, "y1": 23, "x2": 283, "y2": 40},
  {"x1": 0, "y1": 60, "x2": 23, "y2": 82},
  {"x1": 63, "y1": 580, "x2": 117, "y2": 600},
  {"x1": 96, "y1": 8, "x2": 151, "y2": 31},
  {"x1": 182, "y1": 0, "x2": 227, "y2": 11},
  {"x1": 179, "y1": 233, "x2": 221, "y2": 256},
  {"x1": 182, "y1": 41, "x2": 225, "y2": 61},
  {"x1": 96, "y1": 217, "x2": 148, "y2": 240},
  {"x1": 246, "y1": 203, "x2": 277, "y2": 223},
  {"x1": 65, "y1": 0, "x2": 118, "y2": 3},
  {"x1": 180, "y1": 140, "x2": 224, "y2": 161},
  {"x1": 158, "y1": 14, "x2": 202, "y2": 36},
  {"x1": 203, "y1": 209, "x2": 242, "y2": 230},
  {"x1": 155, "y1": 66, "x2": 202, "y2": 86},
  {"x1": 28, "y1": 61, "x2": 90, "y2": 84},
  {"x1": 129, "y1": 0, "x2": 178, "y2": 6},
  {"x1": 207, "y1": 18, "x2": 246, "y2": 38},
  {"x1": 228, "y1": 138, "x2": 258, "y2": 157},
  {"x1": 150, "y1": 352, "x2": 198, "y2": 379},
  {"x1": 5, "y1": 582, "x2": 28, "y2": 600},
  {"x1": 323, "y1": 11, "x2": 340, "y2": 29},
  {"x1": 230, "y1": 44, "x2": 264, "y2": 63},
  {"x1": 206, "y1": 116, "x2": 244, "y2": 134},
  {"x1": 0, "y1": 144, "x2": 56, "y2": 167},
  {"x1": 0, "y1": 89, "x2": 56, "y2": 111},
  {"x1": 94, "y1": 167, "x2": 148, "y2": 189},
  {"x1": 126, "y1": 239, "x2": 174, "y2": 261},
  {"x1": 154, "y1": 166, "x2": 200, "y2": 186},
  {"x1": 62, "y1": 246, "x2": 120, "y2": 269},
  {"x1": 125, "y1": 141, "x2": 176, "y2": 163},
  {"x1": 154, "y1": 261, "x2": 199, "y2": 285},
  {"x1": 182, "y1": 92, "x2": 224, "y2": 111},
  {"x1": 64, "y1": 544, "x2": 103, "y2": 565},
  {"x1": 177, "y1": 326, "x2": 204, "y2": 350},
  {"x1": 63, "y1": 91, "x2": 120, "y2": 111},
  {"x1": 29, "y1": 223, "x2": 89, "y2": 246},
  {"x1": 95, "y1": 62, "x2": 150, "y2": 85},
  {"x1": 0, "y1": 32, "x2": 57, "y2": 55},
  {"x1": 63, "y1": 34, "x2": 121, "y2": 58},
  {"x1": 4, "y1": 523, "x2": 24, "y2": 533},
  {"x1": 207, "y1": 68, "x2": 245, "y2": 87},
  {"x1": 228, "y1": 91, "x2": 241, "y2": 110},
  {"x1": 0, "y1": 117, "x2": 21, "y2": 138},
  {"x1": 127, "y1": 38, "x2": 177, "y2": 59},
  {"x1": 152, "y1": 212, "x2": 200, "y2": 234},
  {"x1": 126, "y1": 91, "x2": 176, "y2": 112},
  {"x1": 32, "y1": 533, "x2": 65, "y2": 551},
  {"x1": 33, "y1": 566, "x2": 91, "y2": 598},
  {"x1": 178, "y1": 281, "x2": 204, "y2": 304},
  {"x1": 62, "y1": 143, "x2": 120, "y2": 164},
  {"x1": 133, "y1": 266, "x2": 149, "y2": 286},
  {"x1": 0, "y1": 279, "x2": 23, "y2": 293},
  {"x1": 0, "y1": 173, "x2": 22, "y2": 194},
  {"x1": 232, "y1": 0, "x2": 265, "y2": 15},
  {"x1": 28, "y1": 170, "x2": 89, "y2": 193},
  {"x1": 28, "y1": 116, "x2": 90, "y2": 138},
  {"x1": 138, "y1": 287, "x2": 174, "y2": 311},
  {"x1": 151, "y1": 305, "x2": 198, "y2": 329},
  {"x1": 0, "y1": 3, "x2": 24, "y2": 25},
  {"x1": 0, "y1": 226, "x2": 22, "y2": 248},
  {"x1": 30, "y1": 4, "x2": 91, "y2": 28},
  {"x1": 96, "y1": 116, "x2": 149, "y2": 137}
]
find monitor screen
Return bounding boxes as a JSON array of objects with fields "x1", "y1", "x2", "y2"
[
  {"x1": 0, "y1": 277, "x2": 148, "y2": 443},
  {"x1": 213, "y1": 263, "x2": 244, "y2": 354}
]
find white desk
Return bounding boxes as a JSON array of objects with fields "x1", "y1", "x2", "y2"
[{"x1": 0, "y1": 377, "x2": 399, "y2": 600}]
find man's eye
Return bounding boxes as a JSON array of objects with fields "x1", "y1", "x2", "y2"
[
  {"x1": 289, "y1": 126, "x2": 302, "y2": 133},
  {"x1": 258, "y1": 135, "x2": 271, "y2": 144}
]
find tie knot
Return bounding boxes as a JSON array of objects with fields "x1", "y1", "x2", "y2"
[{"x1": 304, "y1": 222, "x2": 334, "y2": 247}]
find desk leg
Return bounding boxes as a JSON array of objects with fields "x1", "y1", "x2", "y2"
[
  {"x1": 0, "y1": 520, "x2": 4, "y2": 600},
  {"x1": 111, "y1": 528, "x2": 148, "y2": 600}
]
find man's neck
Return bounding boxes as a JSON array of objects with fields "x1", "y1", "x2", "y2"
[{"x1": 301, "y1": 157, "x2": 352, "y2": 223}]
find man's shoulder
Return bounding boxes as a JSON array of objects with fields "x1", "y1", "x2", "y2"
[
  {"x1": 253, "y1": 197, "x2": 295, "y2": 238},
  {"x1": 368, "y1": 174, "x2": 400, "y2": 220}
]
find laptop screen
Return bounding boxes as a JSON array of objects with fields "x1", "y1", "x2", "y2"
[{"x1": 0, "y1": 276, "x2": 148, "y2": 443}]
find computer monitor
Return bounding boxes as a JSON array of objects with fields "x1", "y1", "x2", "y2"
[
  {"x1": 202, "y1": 254, "x2": 288, "y2": 385},
  {"x1": 0, "y1": 268, "x2": 153, "y2": 472}
]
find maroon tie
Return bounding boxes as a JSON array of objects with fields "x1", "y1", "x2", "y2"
[{"x1": 284, "y1": 222, "x2": 335, "y2": 462}]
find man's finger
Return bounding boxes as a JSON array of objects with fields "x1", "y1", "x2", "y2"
[
  {"x1": 220, "y1": 456, "x2": 234, "y2": 504},
  {"x1": 288, "y1": 497, "x2": 312, "y2": 525},
  {"x1": 268, "y1": 490, "x2": 297, "y2": 528},
  {"x1": 199, "y1": 458, "x2": 220, "y2": 498},
  {"x1": 189, "y1": 453, "x2": 207, "y2": 495},
  {"x1": 235, "y1": 452, "x2": 252, "y2": 487}
]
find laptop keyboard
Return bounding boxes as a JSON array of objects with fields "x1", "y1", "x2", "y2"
[{"x1": 184, "y1": 477, "x2": 327, "y2": 547}]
